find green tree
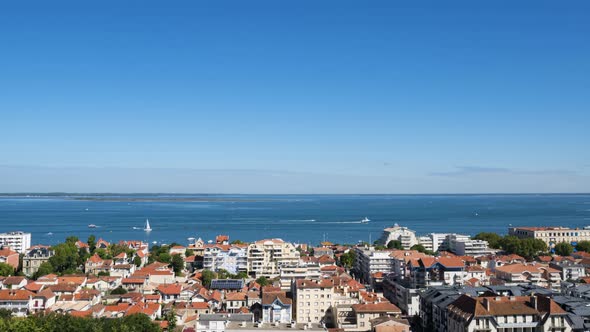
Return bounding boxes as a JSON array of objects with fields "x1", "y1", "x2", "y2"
[
  {"x1": 95, "y1": 248, "x2": 109, "y2": 259},
  {"x1": 171, "y1": 254, "x2": 184, "y2": 275},
  {"x1": 0, "y1": 308, "x2": 11, "y2": 319},
  {"x1": 0, "y1": 263, "x2": 14, "y2": 277},
  {"x1": 65, "y1": 236, "x2": 79, "y2": 244},
  {"x1": 474, "y1": 232, "x2": 503, "y2": 249},
  {"x1": 133, "y1": 256, "x2": 142, "y2": 267},
  {"x1": 256, "y1": 276, "x2": 270, "y2": 286},
  {"x1": 201, "y1": 269, "x2": 217, "y2": 288},
  {"x1": 234, "y1": 271, "x2": 248, "y2": 279},
  {"x1": 554, "y1": 242, "x2": 574, "y2": 256},
  {"x1": 87, "y1": 235, "x2": 96, "y2": 253},
  {"x1": 111, "y1": 286, "x2": 128, "y2": 295},
  {"x1": 387, "y1": 240, "x2": 403, "y2": 250},
  {"x1": 410, "y1": 244, "x2": 435, "y2": 255},
  {"x1": 576, "y1": 241, "x2": 590, "y2": 253},
  {"x1": 49, "y1": 242, "x2": 80, "y2": 274},
  {"x1": 158, "y1": 252, "x2": 172, "y2": 263},
  {"x1": 340, "y1": 250, "x2": 356, "y2": 268},
  {"x1": 33, "y1": 262, "x2": 54, "y2": 279},
  {"x1": 165, "y1": 308, "x2": 177, "y2": 331},
  {"x1": 231, "y1": 240, "x2": 244, "y2": 245},
  {"x1": 217, "y1": 269, "x2": 231, "y2": 279},
  {"x1": 185, "y1": 248, "x2": 194, "y2": 257}
]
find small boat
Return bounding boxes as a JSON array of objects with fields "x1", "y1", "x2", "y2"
[
  {"x1": 144, "y1": 219, "x2": 152, "y2": 232},
  {"x1": 187, "y1": 237, "x2": 195, "y2": 241},
  {"x1": 361, "y1": 217, "x2": 370, "y2": 223},
  {"x1": 88, "y1": 224, "x2": 97, "y2": 228},
  {"x1": 152, "y1": 241, "x2": 157, "y2": 244},
  {"x1": 46, "y1": 232, "x2": 53, "y2": 236}
]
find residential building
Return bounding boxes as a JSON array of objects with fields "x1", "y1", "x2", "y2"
[
  {"x1": 447, "y1": 294, "x2": 573, "y2": 332},
  {"x1": 23, "y1": 247, "x2": 54, "y2": 277},
  {"x1": 444, "y1": 234, "x2": 492, "y2": 257},
  {"x1": 418, "y1": 233, "x2": 450, "y2": 253},
  {"x1": 247, "y1": 239, "x2": 300, "y2": 277},
  {"x1": 408, "y1": 257, "x2": 467, "y2": 288},
  {"x1": 293, "y1": 277, "x2": 365, "y2": 325},
  {"x1": 0, "y1": 248, "x2": 20, "y2": 270},
  {"x1": 203, "y1": 244, "x2": 248, "y2": 274},
  {"x1": 0, "y1": 231, "x2": 31, "y2": 254},
  {"x1": 261, "y1": 292, "x2": 292, "y2": 323},
  {"x1": 509, "y1": 226, "x2": 590, "y2": 249},
  {"x1": 379, "y1": 225, "x2": 418, "y2": 249},
  {"x1": 494, "y1": 263, "x2": 561, "y2": 290},
  {"x1": 550, "y1": 260, "x2": 586, "y2": 281},
  {"x1": 0, "y1": 289, "x2": 33, "y2": 316},
  {"x1": 334, "y1": 302, "x2": 402, "y2": 331},
  {"x1": 354, "y1": 247, "x2": 396, "y2": 283}
]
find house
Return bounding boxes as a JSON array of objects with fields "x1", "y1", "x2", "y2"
[
  {"x1": 225, "y1": 292, "x2": 247, "y2": 313},
  {"x1": 170, "y1": 245, "x2": 186, "y2": 257},
  {"x1": 216, "y1": 235, "x2": 230, "y2": 245},
  {"x1": 0, "y1": 248, "x2": 20, "y2": 270},
  {"x1": 85, "y1": 254, "x2": 113, "y2": 275},
  {"x1": 262, "y1": 292, "x2": 292, "y2": 323},
  {"x1": 121, "y1": 277, "x2": 147, "y2": 292},
  {"x1": 23, "y1": 246, "x2": 53, "y2": 276},
  {"x1": 31, "y1": 288, "x2": 56, "y2": 312},
  {"x1": 0, "y1": 289, "x2": 34, "y2": 316},
  {"x1": 158, "y1": 284, "x2": 182, "y2": 303},
  {"x1": 334, "y1": 302, "x2": 402, "y2": 331},
  {"x1": 2, "y1": 276, "x2": 28, "y2": 290}
]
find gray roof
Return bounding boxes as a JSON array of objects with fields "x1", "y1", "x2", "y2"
[{"x1": 199, "y1": 313, "x2": 253, "y2": 322}]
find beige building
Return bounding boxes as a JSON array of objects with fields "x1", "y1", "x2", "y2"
[
  {"x1": 509, "y1": 226, "x2": 590, "y2": 248},
  {"x1": 293, "y1": 277, "x2": 365, "y2": 325},
  {"x1": 334, "y1": 302, "x2": 402, "y2": 331},
  {"x1": 23, "y1": 247, "x2": 53, "y2": 277},
  {"x1": 447, "y1": 294, "x2": 572, "y2": 332},
  {"x1": 247, "y1": 239, "x2": 299, "y2": 277}
]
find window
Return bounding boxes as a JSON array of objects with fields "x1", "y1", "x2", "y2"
[{"x1": 360, "y1": 322, "x2": 365, "y2": 327}]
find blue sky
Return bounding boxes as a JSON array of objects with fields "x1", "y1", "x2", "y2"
[{"x1": 1, "y1": 1, "x2": 589, "y2": 193}]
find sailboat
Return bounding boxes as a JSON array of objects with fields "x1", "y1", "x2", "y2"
[
  {"x1": 361, "y1": 217, "x2": 370, "y2": 224},
  {"x1": 144, "y1": 219, "x2": 152, "y2": 232}
]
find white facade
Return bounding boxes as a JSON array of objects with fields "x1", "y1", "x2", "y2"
[
  {"x1": 0, "y1": 231, "x2": 31, "y2": 254},
  {"x1": 354, "y1": 247, "x2": 396, "y2": 283},
  {"x1": 418, "y1": 233, "x2": 450, "y2": 253},
  {"x1": 379, "y1": 225, "x2": 418, "y2": 249},
  {"x1": 247, "y1": 239, "x2": 299, "y2": 277},
  {"x1": 203, "y1": 246, "x2": 247, "y2": 274},
  {"x1": 445, "y1": 234, "x2": 491, "y2": 256}
]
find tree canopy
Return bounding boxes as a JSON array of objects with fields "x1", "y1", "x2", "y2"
[
  {"x1": 0, "y1": 312, "x2": 161, "y2": 332},
  {"x1": 554, "y1": 242, "x2": 573, "y2": 256},
  {"x1": 473, "y1": 232, "x2": 503, "y2": 249},
  {"x1": 575, "y1": 241, "x2": 590, "y2": 253},
  {"x1": 0, "y1": 263, "x2": 14, "y2": 277},
  {"x1": 387, "y1": 240, "x2": 403, "y2": 250}
]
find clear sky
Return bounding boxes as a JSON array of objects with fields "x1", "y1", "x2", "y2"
[{"x1": 1, "y1": 1, "x2": 589, "y2": 193}]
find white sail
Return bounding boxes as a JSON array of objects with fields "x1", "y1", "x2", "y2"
[{"x1": 144, "y1": 219, "x2": 152, "y2": 231}]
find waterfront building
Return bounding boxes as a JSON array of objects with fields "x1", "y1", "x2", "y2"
[
  {"x1": 444, "y1": 234, "x2": 492, "y2": 257},
  {"x1": 23, "y1": 246, "x2": 54, "y2": 277},
  {"x1": 378, "y1": 224, "x2": 418, "y2": 249},
  {"x1": 447, "y1": 294, "x2": 573, "y2": 332},
  {"x1": 247, "y1": 239, "x2": 299, "y2": 278},
  {"x1": 509, "y1": 226, "x2": 590, "y2": 249},
  {"x1": 203, "y1": 244, "x2": 248, "y2": 274},
  {"x1": 418, "y1": 233, "x2": 450, "y2": 253},
  {"x1": 0, "y1": 231, "x2": 31, "y2": 254}
]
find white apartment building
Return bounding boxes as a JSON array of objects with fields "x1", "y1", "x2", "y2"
[
  {"x1": 418, "y1": 233, "x2": 450, "y2": 253},
  {"x1": 354, "y1": 247, "x2": 396, "y2": 283},
  {"x1": 247, "y1": 239, "x2": 300, "y2": 278},
  {"x1": 445, "y1": 234, "x2": 492, "y2": 257},
  {"x1": 379, "y1": 224, "x2": 418, "y2": 249},
  {"x1": 203, "y1": 245, "x2": 248, "y2": 274},
  {"x1": 279, "y1": 264, "x2": 321, "y2": 290},
  {"x1": 0, "y1": 231, "x2": 31, "y2": 254},
  {"x1": 509, "y1": 226, "x2": 590, "y2": 248}
]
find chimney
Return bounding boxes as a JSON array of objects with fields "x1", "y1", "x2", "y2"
[
  {"x1": 530, "y1": 296, "x2": 537, "y2": 310},
  {"x1": 483, "y1": 298, "x2": 491, "y2": 311}
]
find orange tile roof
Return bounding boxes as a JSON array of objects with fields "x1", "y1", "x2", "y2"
[
  {"x1": 225, "y1": 292, "x2": 247, "y2": 301},
  {"x1": 158, "y1": 284, "x2": 182, "y2": 295},
  {"x1": 70, "y1": 310, "x2": 93, "y2": 317},
  {"x1": 0, "y1": 289, "x2": 33, "y2": 301}
]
